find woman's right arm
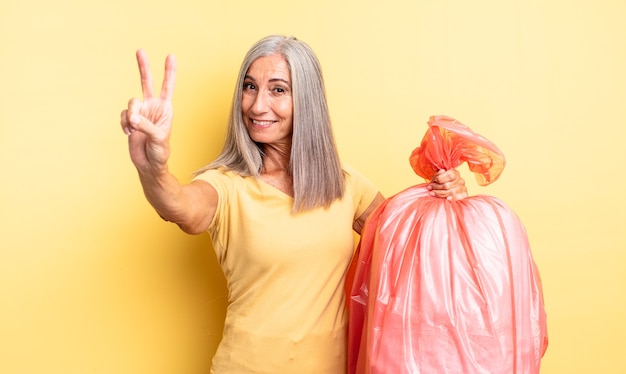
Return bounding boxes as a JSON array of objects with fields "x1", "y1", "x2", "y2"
[{"x1": 120, "y1": 49, "x2": 217, "y2": 235}]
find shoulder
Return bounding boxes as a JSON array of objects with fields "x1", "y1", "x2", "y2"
[
  {"x1": 192, "y1": 168, "x2": 242, "y2": 197},
  {"x1": 193, "y1": 168, "x2": 239, "y2": 184},
  {"x1": 191, "y1": 169, "x2": 248, "y2": 234},
  {"x1": 341, "y1": 163, "x2": 380, "y2": 216},
  {"x1": 193, "y1": 168, "x2": 266, "y2": 201}
]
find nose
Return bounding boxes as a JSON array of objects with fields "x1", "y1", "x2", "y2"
[{"x1": 250, "y1": 90, "x2": 269, "y2": 114}]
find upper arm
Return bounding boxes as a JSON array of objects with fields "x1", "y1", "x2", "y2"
[
  {"x1": 353, "y1": 192, "x2": 385, "y2": 235},
  {"x1": 179, "y1": 179, "x2": 219, "y2": 235}
]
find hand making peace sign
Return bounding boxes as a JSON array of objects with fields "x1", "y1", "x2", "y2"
[{"x1": 120, "y1": 49, "x2": 177, "y2": 175}]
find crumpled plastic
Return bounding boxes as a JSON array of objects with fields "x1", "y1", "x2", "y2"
[{"x1": 347, "y1": 115, "x2": 548, "y2": 374}]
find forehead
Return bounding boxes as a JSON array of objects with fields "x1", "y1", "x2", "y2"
[{"x1": 246, "y1": 54, "x2": 291, "y2": 81}]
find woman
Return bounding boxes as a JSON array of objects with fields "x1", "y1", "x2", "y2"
[{"x1": 120, "y1": 35, "x2": 466, "y2": 373}]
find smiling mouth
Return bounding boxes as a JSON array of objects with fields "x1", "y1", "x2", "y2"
[{"x1": 251, "y1": 119, "x2": 276, "y2": 127}]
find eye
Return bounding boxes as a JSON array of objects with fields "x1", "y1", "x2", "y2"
[
  {"x1": 243, "y1": 82, "x2": 256, "y2": 91},
  {"x1": 272, "y1": 85, "x2": 290, "y2": 96}
]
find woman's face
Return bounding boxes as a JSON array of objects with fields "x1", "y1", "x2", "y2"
[{"x1": 241, "y1": 54, "x2": 294, "y2": 147}]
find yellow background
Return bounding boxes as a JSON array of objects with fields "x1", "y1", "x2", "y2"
[{"x1": 1, "y1": 0, "x2": 625, "y2": 372}]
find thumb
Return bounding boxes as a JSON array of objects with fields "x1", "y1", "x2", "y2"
[{"x1": 129, "y1": 113, "x2": 157, "y2": 137}]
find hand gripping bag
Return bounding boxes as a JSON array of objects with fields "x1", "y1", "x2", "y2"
[{"x1": 347, "y1": 115, "x2": 548, "y2": 374}]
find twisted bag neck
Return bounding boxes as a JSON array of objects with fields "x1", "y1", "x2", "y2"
[{"x1": 409, "y1": 115, "x2": 506, "y2": 186}]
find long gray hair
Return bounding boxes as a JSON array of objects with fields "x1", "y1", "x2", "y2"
[{"x1": 196, "y1": 35, "x2": 345, "y2": 214}]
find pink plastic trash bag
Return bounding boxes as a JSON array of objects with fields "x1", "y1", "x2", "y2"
[{"x1": 347, "y1": 115, "x2": 548, "y2": 374}]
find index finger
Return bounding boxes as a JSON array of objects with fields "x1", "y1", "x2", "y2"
[
  {"x1": 160, "y1": 54, "x2": 177, "y2": 101},
  {"x1": 136, "y1": 48, "x2": 155, "y2": 98}
]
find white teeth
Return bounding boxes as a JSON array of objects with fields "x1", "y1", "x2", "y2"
[{"x1": 252, "y1": 119, "x2": 274, "y2": 126}]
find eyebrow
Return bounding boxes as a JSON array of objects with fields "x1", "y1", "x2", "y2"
[{"x1": 244, "y1": 75, "x2": 291, "y2": 85}]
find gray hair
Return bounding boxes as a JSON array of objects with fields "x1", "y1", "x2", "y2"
[{"x1": 197, "y1": 35, "x2": 345, "y2": 214}]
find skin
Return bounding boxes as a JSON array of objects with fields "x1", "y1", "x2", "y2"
[
  {"x1": 120, "y1": 49, "x2": 216, "y2": 235},
  {"x1": 241, "y1": 55, "x2": 295, "y2": 197},
  {"x1": 120, "y1": 51, "x2": 467, "y2": 236}
]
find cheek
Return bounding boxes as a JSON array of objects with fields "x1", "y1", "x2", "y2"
[
  {"x1": 278, "y1": 98, "x2": 293, "y2": 118},
  {"x1": 240, "y1": 95, "x2": 253, "y2": 113}
]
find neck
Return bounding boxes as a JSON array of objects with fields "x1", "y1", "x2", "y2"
[{"x1": 261, "y1": 143, "x2": 291, "y2": 174}]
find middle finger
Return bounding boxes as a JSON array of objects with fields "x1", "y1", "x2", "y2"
[{"x1": 136, "y1": 49, "x2": 155, "y2": 98}]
